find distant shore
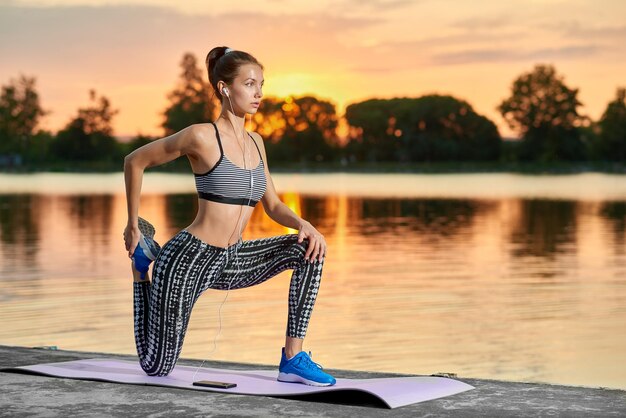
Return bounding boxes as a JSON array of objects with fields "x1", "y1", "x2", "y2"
[
  {"x1": 3, "y1": 169, "x2": 626, "y2": 201},
  {"x1": 2, "y1": 160, "x2": 626, "y2": 175}
]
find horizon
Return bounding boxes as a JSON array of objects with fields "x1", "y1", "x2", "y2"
[{"x1": 1, "y1": 0, "x2": 625, "y2": 140}]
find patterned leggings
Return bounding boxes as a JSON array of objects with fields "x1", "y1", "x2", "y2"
[{"x1": 133, "y1": 229, "x2": 324, "y2": 377}]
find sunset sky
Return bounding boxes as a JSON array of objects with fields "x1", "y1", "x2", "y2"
[{"x1": 1, "y1": 0, "x2": 625, "y2": 139}]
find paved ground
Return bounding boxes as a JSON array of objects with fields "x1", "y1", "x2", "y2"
[{"x1": 0, "y1": 345, "x2": 624, "y2": 417}]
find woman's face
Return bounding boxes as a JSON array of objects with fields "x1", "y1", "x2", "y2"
[{"x1": 224, "y1": 63, "x2": 264, "y2": 114}]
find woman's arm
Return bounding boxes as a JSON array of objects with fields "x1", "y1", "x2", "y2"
[
  {"x1": 123, "y1": 124, "x2": 203, "y2": 257},
  {"x1": 250, "y1": 132, "x2": 326, "y2": 263}
]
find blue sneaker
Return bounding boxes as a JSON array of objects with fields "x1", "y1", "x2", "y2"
[
  {"x1": 277, "y1": 347, "x2": 336, "y2": 386},
  {"x1": 132, "y1": 217, "x2": 161, "y2": 280}
]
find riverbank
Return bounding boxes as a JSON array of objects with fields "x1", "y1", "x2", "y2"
[
  {"x1": 2, "y1": 160, "x2": 626, "y2": 174},
  {"x1": 1, "y1": 345, "x2": 624, "y2": 417}
]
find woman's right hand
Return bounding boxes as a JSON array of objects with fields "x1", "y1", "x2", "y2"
[{"x1": 124, "y1": 223, "x2": 141, "y2": 258}]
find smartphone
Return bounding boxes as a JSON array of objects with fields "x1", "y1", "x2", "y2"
[{"x1": 193, "y1": 380, "x2": 237, "y2": 389}]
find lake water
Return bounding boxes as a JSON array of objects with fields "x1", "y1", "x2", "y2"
[{"x1": 0, "y1": 172, "x2": 625, "y2": 390}]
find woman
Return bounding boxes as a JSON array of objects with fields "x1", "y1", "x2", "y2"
[{"x1": 123, "y1": 46, "x2": 336, "y2": 386}]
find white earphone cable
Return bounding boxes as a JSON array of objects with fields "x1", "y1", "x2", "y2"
[{"x1": 192, "y1": 90, "x2": 254, "y2": 382}]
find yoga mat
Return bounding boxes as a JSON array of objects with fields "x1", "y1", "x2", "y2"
[{"x1": 6, "y1": 358, "x2": 474, "y2": 409}]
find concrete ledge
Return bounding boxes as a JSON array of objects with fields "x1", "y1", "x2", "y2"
[{"x1": 1, "y1": 345, "x2": 624, "y2": 417}]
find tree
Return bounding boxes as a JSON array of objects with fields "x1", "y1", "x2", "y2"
[
  {"x1": 595, "y1": 87, "x2": 626, "y2": 161},
  {"x1": 344, "y1": 98, "x2": 397, "y2": 162},
  {"x1": 250, "y1": 95, "x2": 339, "y2": 163},
  {"x1": 497, "y1": 64, "x2": 586, "y2": 161},
  {"x1": 398, "y1": 95, "x2": 500, "y2": 162},
  {"x1": 127, "y1": 134, "x2": 155, "y2": 151},
  {"x1": 162, "y1": 53, "x2": 219, "y2": 135},
  {"x1": 345, "y1": 95, "x2": 501, "y2": 162},
  {"x1": 0, "y1": 74, "x2": 48, "y2": 155},
  {"x1": 52, "y1": 89, "x2": 120, "y2": 161}
]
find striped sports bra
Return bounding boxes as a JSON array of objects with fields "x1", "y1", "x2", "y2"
[{"x1": 194, "y1": 122, "x2": 267, "y2": 207}]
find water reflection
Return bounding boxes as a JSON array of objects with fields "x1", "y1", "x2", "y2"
[
  {"x1": 164, "y1": 193, "x2": 197, "y2": 230},
  {"x1": 66, "y1": 194, "x2": 115, "y2": 247},
  {"x1": 1, "y1": 178, "x2": 626, "y2": 390},
  {"x1": 510, "y1": 200, "x2": 577, "y2": 259},
  {"x1": 601, "y1": 202, "x2": 626, "y2": 250},
  {"x1": 0, "y1": 195, "x2": 41, "y2": 246},
  {"x1": 0, "y1": 195, "x2": 41, "y2": 276},
  {"x1": 357, "y1": 199, "x2": 484, "y2": 236}
]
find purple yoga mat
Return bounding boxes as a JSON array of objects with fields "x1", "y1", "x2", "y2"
[{"x1": 10, "y1": 358, "x2": 474, "y2": 409}]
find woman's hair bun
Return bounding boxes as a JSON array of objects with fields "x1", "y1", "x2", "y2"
[{"x1": 206, "y1": 46, "x2": 230, "y2": 78}]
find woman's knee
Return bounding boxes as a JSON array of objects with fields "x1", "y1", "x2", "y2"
[
  {"x1": 285, "y1": 236, "x2": 308, "y2": 259},
  {"x1": 141, "y1": 358, "x2": 176, "y2": 377},
  {"x1": 287, "y1": 238, "x2": 326, "y2": 269}
]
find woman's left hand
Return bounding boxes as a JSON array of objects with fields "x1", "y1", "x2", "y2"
[{"x1": 297, "y1": 221, "x2": 326, "y2": 263}]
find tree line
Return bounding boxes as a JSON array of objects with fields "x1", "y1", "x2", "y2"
[{"x1": 0, "y1": 52, "x2": 624, "y2": 170}]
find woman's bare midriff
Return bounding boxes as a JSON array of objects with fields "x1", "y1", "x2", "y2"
[{"x1": 185, "y1": 198, "x2": 256, "y2": 248}]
